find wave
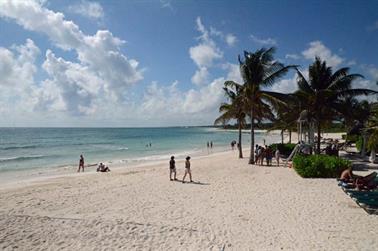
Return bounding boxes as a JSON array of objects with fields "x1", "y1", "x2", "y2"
[
  {"x1": 0, "y1": 145, "x2": 38, "y2": 150},
  {"x1": 117, "y1": 147, "x2": 129, "y2": 150},
  {"x1": 0, "y1": 155, "x2": 45, "y2": 162}
]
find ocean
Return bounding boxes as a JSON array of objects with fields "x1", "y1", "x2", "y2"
[{"x1": 0, "y1": 127, "x2": 281, "y2": 178}]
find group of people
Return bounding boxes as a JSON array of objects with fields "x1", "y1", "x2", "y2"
[
  {"x1": 77, "y1": 155, "x2": 110, "y2": 173},
  {"x1": 255, "y1": 144, "x2": 280, "y2": 166},
  {"x1": 324, "y1": 142, "x2": 339, "y2": 156},
  {"x1": 207, "y1": 141, "x2": 213, "y2": 149},
  {"x1": 230, "y1": 140, "x2": 240, "y2": 150},
  {"x1": 169, "y1": 156, "x2": 193, "y2": 183}
]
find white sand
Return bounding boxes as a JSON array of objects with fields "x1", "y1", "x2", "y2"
[{"x1": 0, "y1": 149, "x2": 377, "y2": 250}]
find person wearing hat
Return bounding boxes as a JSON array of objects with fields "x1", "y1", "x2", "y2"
[
  {"x1": 169, "y1": 156, "x2": 177, "y2": 181},
  {"x1": 182, "y1": 156, "x2": 193, "y2": 183}
]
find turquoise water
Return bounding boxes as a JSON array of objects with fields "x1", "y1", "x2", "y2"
[{"x1": 0, "y1": 127, "x2": 279, "y2": 173}]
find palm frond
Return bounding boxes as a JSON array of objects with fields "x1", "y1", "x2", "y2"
[{"x1": 261, "y1": 64, "x2": 298, "y2": 88}]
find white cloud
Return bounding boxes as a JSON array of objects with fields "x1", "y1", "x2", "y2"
[
  {"x1": 285, "y1": 54, "x2": 300, "y2": 60},
  {"x1": 302, "y1": 41, "x2": 344, "y2": 68},
  {"x1": 140, "y1": 78, "x2": 225, "y2": 122},
  {"x1": 0, "y1": 0, "x2": 143, "y2": 116},
  {"x1": 225, "y1": 34, "x2": 237, "y2": 47},
  {"x1": 68, "y1": 0, "x2": 104, "y2": 20},
  {"x1": 189, "y1": 17, "x2": 223, "y2": 85},
  {"x1": 250, "y1": 34, "x2": 277, "y2": 46},
  {"x1": 222, "y1": 63, "x2": 242, "y2": 84},
  {"x1": 270, "y1": 74, "x2": 298, "y2": 94},
  {"x1": 191, "y1": 67, "x2": 209, "y2": 85},
  {"x1": 0, "y1": 39, "x2": 41, "y2": 119},
  {"x1": 189, "y1": 17, "x2": 223, "y2": 68},
  {"x1": 0, "y1": 39, "x2": 39, "y2": 89},
  {"x1": 189, "y1": 43, "x2": 222, "y2": 68}
]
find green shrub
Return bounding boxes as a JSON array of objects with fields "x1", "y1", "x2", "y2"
[
  {"x1": 293, "y1": 154, "x2": 351, "y2": 178},
  {"x1": 269, "y1": 143, "x2": 296, "y2": 157}
]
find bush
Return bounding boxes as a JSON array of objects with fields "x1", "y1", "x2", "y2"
[
  {"x1": 293, "y1": 154, "x2": 351, "y2": 178},
  {"x1": 269, "y1": 143, "x2": 296, "y2": 157}
]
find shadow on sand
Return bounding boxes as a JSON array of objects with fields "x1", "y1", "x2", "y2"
[{"x1": 172, "y1": 180, "x2": 210, "y2": 185}]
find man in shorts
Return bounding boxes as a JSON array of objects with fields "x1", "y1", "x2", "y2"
[{"x1": 169, "y1": 156, "x2": 177, "y2": 181}]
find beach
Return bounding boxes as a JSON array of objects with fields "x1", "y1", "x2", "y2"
[{"x1": 1, "y1": 148, "x2": 377, "y2": 250}]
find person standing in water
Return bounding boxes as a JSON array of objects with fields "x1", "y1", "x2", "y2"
[
  {"x1": 182, "y1": 156, "x2": 193, "y2": 183},
  {"x1": 77, "y1": 154, "x2": 85, "y2": 172},
  {"x1": 169, "y1": 156, "x2": 177, "y2": 181}
]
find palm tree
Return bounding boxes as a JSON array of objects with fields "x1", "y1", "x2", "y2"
[
  {"x1": 214, "y1": 81, "x2": 246, "y2": 158},
  {"x1": 239, "y1": 47, "x2": 297, "y2": 164},
  {"x1": 269, "y1": 100, "x2": 299, "y2": 144},
  {"x1": 295, "y1": 57, "x2": 377, "y2": 153},
  {"x1": 335, "y1": 98, "x2": 371, "y2": 130}
]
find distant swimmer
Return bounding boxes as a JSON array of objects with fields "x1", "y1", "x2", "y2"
[
  {"x1": 169, "y1": 156, "x2": 177, "y2": 181},
  {"x1": 182, "y1": 156, "x2": 193, "y2": 183},
  {"x1": 77, "y1": 154, "x2": 85, "y2": 172}
]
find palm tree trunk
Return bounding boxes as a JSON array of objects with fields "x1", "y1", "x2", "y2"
[
  {"x1": 238, "y1": 119, "x2": 243, "y2": 158},
  {"x1": 317, "y1": 122, "x2": 321, "y2": 154},
  {"x1": 249, "y1": 109, "x2": 255, "y2": 164},
  {"x1": 281, "y1": 130, "x2": 284, "y2": 144},
  {"x1": 289, "y1": 129, "x2": 292, "y2": 143}
]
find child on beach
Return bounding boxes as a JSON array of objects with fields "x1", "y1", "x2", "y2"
[
  {"x1": 182, "y1": 156, "x2": 193, "y2": 183},
  {"x1": 169, "y1": 156, "x2": 177, "y2": 181},
  {"x1": 77, "y1": 154, "x2": 84, "y2": 172}
]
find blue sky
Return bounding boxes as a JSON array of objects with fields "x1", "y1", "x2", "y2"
[{"x1": 0, "y1": 0, "x2": 377, "y2": 127}]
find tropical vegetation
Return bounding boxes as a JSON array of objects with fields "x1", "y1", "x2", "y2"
[
  {"x1": 293, "y1": 154, "x2": 351, "y2": 178},
  {"x1": 216, "y1": 47, "x2": 377, "y2": 164},
  {"x1": 238, "y1": 48, "x2": 297, "y2": 164},
  {"x1": 214, "y1": 81, "x2": 246, "y2": 158}
]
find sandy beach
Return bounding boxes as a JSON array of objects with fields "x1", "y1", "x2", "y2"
[{"x1": 1, "y1": 148, "x2": 377, "y2": 250}]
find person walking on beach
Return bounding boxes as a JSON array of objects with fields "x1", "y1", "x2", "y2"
[
  {"x1": 77, "y1": 154, "x2": 84, "y2": 172},
  {"x1": 169, "y1": 156, "x2": 177, "y2": 181},
  {"x1": 182, "y1": 156, "x2": 193, "y2": 183},
  {"x1": 210, "y1": 141, "x2": 213, "y2": 148},
  {"x1": 255, "y1": 144, "x2": 259, "y2": 163}
]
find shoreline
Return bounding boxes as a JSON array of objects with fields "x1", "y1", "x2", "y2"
[{"x1": 0, "y1": 131, "x2": 346, "y2": 190}]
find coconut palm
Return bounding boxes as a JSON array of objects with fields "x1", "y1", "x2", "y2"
[
  {"x1": 335, "y1": 98, "x2": 371, "y2": 130},
  {"x1": 269, "y1": 97, "x2": 299, "y2": 144},
  {"x1": 239, "y1": 47, "x2": 297, "y2": 164},
  {"x1": 214, "y1": 81, "x2": 246, "y2": 158},
  {"x1": 295, "y1": 57, "x2": 377, "y2": 153}
]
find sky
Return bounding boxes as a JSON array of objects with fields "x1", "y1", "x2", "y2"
[{"x1": 0, "y1": 0, "x2": 377, "y2": 127}]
